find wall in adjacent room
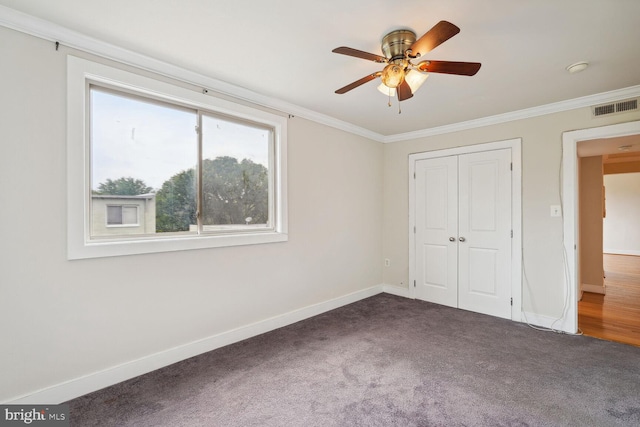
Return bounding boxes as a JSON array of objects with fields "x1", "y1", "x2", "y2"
[
  {"x1": 579, "y1": 156, "x2": 604, "y2": 291},
  {"x1": 603, "y1": 172, "x2": 640, "y2": 255}
]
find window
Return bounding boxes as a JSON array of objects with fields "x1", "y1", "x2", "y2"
[
  {"x1": 68, "y1": 57, "x2": 287, "y2": 259},
  {"x1": 89, "y1": 86, "x2": 273, "y2": 238},
  {"x1": 106, "y1": 205, "x2": 138, "y2": 226}
]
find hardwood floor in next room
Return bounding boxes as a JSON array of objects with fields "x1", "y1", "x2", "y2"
[{"x1": 579, "y1": 254, "x2": 640, "y2": 347}]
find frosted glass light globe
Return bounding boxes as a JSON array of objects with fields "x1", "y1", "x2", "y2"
[{"x1": 381, "y1": 64, "x2": 405, "y2": 88}]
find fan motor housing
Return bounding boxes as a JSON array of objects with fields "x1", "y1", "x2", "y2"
[{"x1": 381, "y1": 30, "x2": 416, "y2": 63}]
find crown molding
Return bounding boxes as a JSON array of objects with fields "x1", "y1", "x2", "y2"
[
  {"x1": 0, "y1": 5, "x2": 384, "y2": 143},
  {"x1": 383, "y1": 85, "x2": 640, "y2": 143},
  {"x1": 2, "y1": 5, "x2": 638, "y2": 145}
]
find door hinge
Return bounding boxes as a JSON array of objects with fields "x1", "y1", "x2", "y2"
[
  {"x1": 414, "y1": 226, "x2": 416, "y2": 234},
  {"x1": 414, "y1": 280, "x2": 416, "y2": 287},
  {"x1": 414, "y1": 172, "x2": 416, "y2": 179},
  {"x1": 510, "y1": 162, "x2": 513, "y2": 171},
  {"x1": 510, "y1": 297, "x2": 513, "y2": 306},
  {"x1": 510, "y1": 230, "x2": 513, "y2": 238}
]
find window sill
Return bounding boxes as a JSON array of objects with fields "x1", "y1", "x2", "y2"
[{"x1": 69, "y1": 231, "x2": 288, "y2": 260}]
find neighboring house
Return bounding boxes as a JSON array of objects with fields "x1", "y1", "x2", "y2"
[{"x1": 91, "y1": 194, "x2": 156, "y2": 236}]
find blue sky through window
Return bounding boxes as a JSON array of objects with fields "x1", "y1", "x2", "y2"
[{"x1": 91, "y1": 88, "x2": 269, "y2": 192}]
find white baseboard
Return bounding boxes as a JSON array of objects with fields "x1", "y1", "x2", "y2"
[
  {"x1": 382, "y1": 284, "x2": 412, "y2": 299},
  {"x1": 604, "y1": 249, "x2": 640, "y2": 256},
  {"x1": 582, "y1": 283, "x2": 606, "y2": 295},
  {"x1": 521, "y1": 311, "x2": 575, "y2": 334},
  {"x1": 6, "y1": 285, "x2": 384, "y2": 405}
]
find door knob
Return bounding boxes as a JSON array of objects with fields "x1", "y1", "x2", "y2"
[
  {"x1": 459, "y1": 237, "x2": 466, "y2": 242},
  {"x1": 449, "y1": 237, "x2": 456, "y2": 242}
]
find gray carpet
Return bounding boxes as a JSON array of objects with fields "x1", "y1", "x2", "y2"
[{"x1": 66, "y1": 294, "x2": 640, "y2": 426}]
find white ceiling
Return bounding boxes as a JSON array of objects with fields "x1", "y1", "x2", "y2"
[{"x1": 2, "y1": 0, "x2": 640, "y2": 137}]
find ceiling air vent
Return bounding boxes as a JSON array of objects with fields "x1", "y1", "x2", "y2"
[
  {"x1": 592, "y1": 98, "x2": 638, "y2": 117},
  {"x1": 616, "y1": 98, "x2": 638, "y2": 112}
]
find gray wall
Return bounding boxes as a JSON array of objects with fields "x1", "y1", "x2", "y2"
[{"x1": 0, "y1": 26, "x2": 383, "y2": 402}]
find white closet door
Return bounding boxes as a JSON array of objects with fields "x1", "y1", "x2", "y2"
[
  {"x1": 458, "y1": 149, "x2": 512, "y2": 319},
  {"x1": 415, "y1": 155, "x2": 459, "y2": 308},
  {"x1": 413, "y1": 148, "x2": 512, "y2": 320}
]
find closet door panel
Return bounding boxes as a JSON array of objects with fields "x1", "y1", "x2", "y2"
[
  {"x1": 414, "y1": 156, "x2": 458, "y2": 307},
  {"x1": 458, "y1": 149, "x2": 512, "y2": 319}
]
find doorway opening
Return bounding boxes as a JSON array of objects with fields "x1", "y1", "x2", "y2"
[
  {"x1": 562, "y1": 120, "x2": 640, "y2": 339},
  {"x1": 577, "y1": 144, "x2": 640, "y2": 345}
]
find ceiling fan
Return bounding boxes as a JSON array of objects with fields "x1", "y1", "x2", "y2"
[{"x1": 332, "y1": 21, "x2": 481, "y2": 104}]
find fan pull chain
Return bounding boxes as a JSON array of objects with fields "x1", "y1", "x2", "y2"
[
  {"x1": 398, "y1": 102, "x2": 401, "y2": 114},
  {"x1": 388, "y1": 91, "x2": 392, "y2": 107}
]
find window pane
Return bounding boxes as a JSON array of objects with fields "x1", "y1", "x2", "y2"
[
  {"x1": 90, "y1": 87, "x2": 198, "y2": 237},
  {"x1": 122, "y1": 206, "x2": 138, "y2": 224},
  {"x1": 201, "y1": 114, "x2": 271, "y2": 229},
  {"x1": 107, "y1": 206, "x2": 122, "y2": 225}
]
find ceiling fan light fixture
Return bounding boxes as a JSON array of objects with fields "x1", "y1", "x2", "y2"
[
  {"x1": 405, "y1": 69, "x2": 429, "y2": 93},
  {"x1": 380, "y1": 64, "x2": 405, "y2": 88},
  {"x1": 332, "y1": 20, "x2": 481, "y2": 108},
  {"x1": 377, "y1": 82, "x2": 396, "y2": 96}
]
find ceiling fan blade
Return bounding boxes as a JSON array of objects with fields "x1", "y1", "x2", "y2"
[
  {"x1": 332, "y1": 47, "x2": 387, "y2": 63},
  {"x1": 397, "y1": 80, "x2": 413, "y2": 101},
  {"x1": 335, "y1": 73, "x2": 381, "y2": 94},
  {"x1": 417, "y1": 60, "x2": 481, "y2": 76},
  {"x1": 410, "y1": 21, "x2": 460, "y2": 57}
]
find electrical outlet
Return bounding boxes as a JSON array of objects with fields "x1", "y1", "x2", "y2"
[
  {"x1": 384, "y1": 258, "x2": 390, "y2": 267},
  {"x1": 550, "y1": 205, "x2": 561, "y2": 217}
]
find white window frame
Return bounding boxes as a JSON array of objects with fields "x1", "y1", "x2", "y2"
[{"x1": 67, "y1": 56, "x2": 288, "y2": 259}]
